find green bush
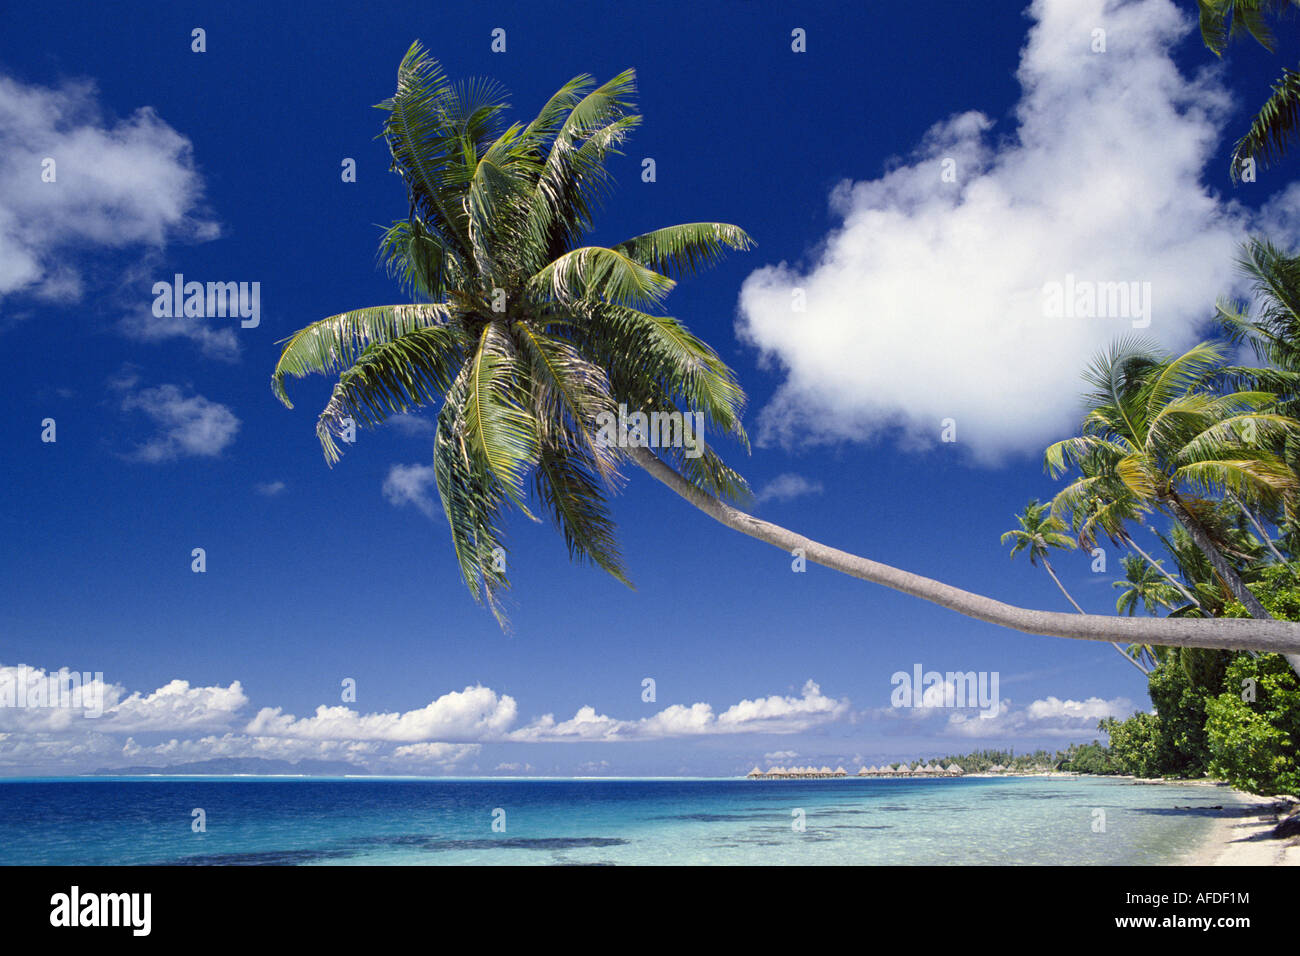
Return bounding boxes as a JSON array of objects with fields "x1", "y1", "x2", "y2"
[
  {"x1": 1100, "y1": 713, "x2": 1163, "y2": 777},
  {"x1": 1205, "y1": 653, "x2": 1300, "y2": 796}
]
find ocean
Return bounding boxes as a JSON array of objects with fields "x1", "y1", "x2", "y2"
[{"x1": 0, "y1": 775, "x2": 1241, "y2": 865}]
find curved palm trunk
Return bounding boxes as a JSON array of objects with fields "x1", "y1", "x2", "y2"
[
  {"x1": 627, "y1": 447, "x2": 1300, "y2": 655},
  {"x1": 1039, "y1": 557, "x2": 1150, "y2": 675}
]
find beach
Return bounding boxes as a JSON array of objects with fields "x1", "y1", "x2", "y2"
[{"x1": 1113, "y1": 777, "x2": 1300, "y2": 865}]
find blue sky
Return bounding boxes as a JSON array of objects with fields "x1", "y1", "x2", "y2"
[{"x1": 2, "y1": 0, "x2": 1298, "y2": 776}]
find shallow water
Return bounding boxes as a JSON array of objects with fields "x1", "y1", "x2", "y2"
[{"x1": 0, "y1": 776, "x2": 1241, "y2": 865}]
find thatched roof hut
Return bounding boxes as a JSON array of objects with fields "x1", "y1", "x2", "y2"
[
  {"x1": 946, "y1": 763, "x2": 963, "y2": 775},
  {"x1": 747, "y1": 766, "x2": 764, "y2": 778}
]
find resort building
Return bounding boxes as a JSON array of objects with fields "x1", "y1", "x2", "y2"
[{"x1": 748, "y1": 760, "x2": 968, "y2": 779}]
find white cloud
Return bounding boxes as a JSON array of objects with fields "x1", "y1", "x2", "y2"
[
  {"x1": 382, "y1": 463, "x2": 439, "y2": 519},
  {"x1": 102, "y1": 679, "x2": 248, "y2": 733},
  {"x1": 753, "y1": 473, "x2": 824, "y2": 505},
  {"x1": 0, "y1": 73, "x2": 216, "y2": 308},
  {"x1": 245, "y1": 685, "x2": 519, "y2": 742},
  {"x1": 511, "y1": 679, "x2": 849, "y2": 741},
  {"x1": 118, "y1": 383, "x2": 240, "y2": 462},
  {"x1": 0, "y1": 666, "x2": 245, "y2": 733},
  {"x1": 387, "y1": 414, "x2": 436, "y2": 437},
  {"x1": 118, "y1": 308, "x2": 239, "y2": 361},
  {"x1": 255, "y1": 481, "x2": 286, "y2": 497},
  {"x1": 946, "y1": 695, "x2": 1135, "y2": 738},
  {"x1": 0, "y1": 668, "x2": 855, "y2": 773},
  {"x1": 736, "y1": 0, "x2": 1291, "y2": 463}
]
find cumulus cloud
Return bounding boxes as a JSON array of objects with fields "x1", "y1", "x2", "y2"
[
  {"x1": 255, "y1": 481, "x2": 286, "y2": 497},
  {"x1": 0, "y1": 72, "x2": 216, "y2": 308},
  {"x1": 382, "y1": 463, "x2": 439, "y2": 519},
  {"x1": 753, "y1": 473, "x2": 824, "y2": 505},
  {"x1": 118, "y1": 382, "x2": 240, "y2": 462},
  {"x1": 511, "y1": 680, "x2": 849, "y2": 741},
  {"x1": 0, "y1": 666, "x2": 245, "y2": 733},
  {"x1": 736, "y1": 0, "x2": 1292, "y2": 462},
  {"x1": 0, "y1": 667, "x2": 857, "y2": 774},
  {"x1": 118, "y1": 308, "x2": 239, "y2": 361},
  {"x1": 245, "y1": 685, "x2": 519, "y2": 743},
  {"x1": 945, "y1": 695, "x2": 1135, "y2": 738}
]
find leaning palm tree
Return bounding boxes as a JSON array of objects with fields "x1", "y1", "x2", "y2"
[
  {"x1": 1002, "y1": 501, "x2": 1147, "y2": 673},
  {"x1": 1045, "y1": 337, "x2": 1300, "y2": 675},
  {"x1": 272, "y1": 43, "x2": 1300, "y2": 655}
]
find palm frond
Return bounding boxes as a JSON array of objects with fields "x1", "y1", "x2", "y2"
[{"x1": 272, "y1": 304, "x2": 455, "y2": 407}]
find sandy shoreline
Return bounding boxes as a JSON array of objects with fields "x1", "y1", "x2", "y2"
[{"x1": 1116, "y1": 777, "x2": 1300, "y2": 865}]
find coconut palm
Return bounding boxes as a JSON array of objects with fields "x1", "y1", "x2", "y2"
[
  {"x1": 1045, "y1": 337, "x2": 1300, "y2": 674},
  {"x1": 1195, "y1": 1, "x2": 1300, "y2": 177},
  {"x1": 1002, "y1": 501, "x2": 1147, "y2": 673},
  {"x1": 1196, "y1": 0, "x2": 1296, "y2": 57},
  {"x1": 1050, "y1": 454, "x2": 1207, "y2": 614},
  {"x1": 1113, "y1": 554, "x2": 1184, "y2": 617},
  {"x1": 1001, "y1": 501, "x2": 1085, "y2": 611},
  {"x1": 1216, "y1": 238, "x2": 1300, "y2": 406},
  {"x1": 1112, "y1": 554, "x2": 1186, "y2": 672},
  {"x1": 272, "y1": 43, "x2": 1300, "y2": 655}
]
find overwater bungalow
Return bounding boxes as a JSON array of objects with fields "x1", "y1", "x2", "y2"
[{"x1": 748, "y1": 759, "x2": 967, "y2": 779}]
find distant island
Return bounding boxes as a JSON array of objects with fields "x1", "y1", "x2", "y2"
[{"x1": 91, "y1": 757, "x2": 366, "y2": 776}]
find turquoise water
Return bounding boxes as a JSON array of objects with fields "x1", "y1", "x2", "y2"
[{"x1": 0, "y1": 776, "x2": 1241, "y2": 865}]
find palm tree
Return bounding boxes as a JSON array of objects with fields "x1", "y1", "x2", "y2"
[
  {"x1": 1216, "y1": 238, "x2": 1300, "y2": 409},
  {"x1": 1195, "y1": 1, "x2": 1300, "y2": 177},
  {"x1": 1045, "y1": 337, "x2": 1300, "y2": 675},
  {"x1": 1002, "y1": 501, "x2": 1147, "y2": 674},
  {"x1": 1113, "y1": 555, "x2": 1185, "y2": 672},
  {"x1": 272, "y1": 44, "x2": 1300, "y2": 655},
  {"x1": 1197, "y1": 0, "x2": 1296, "y2": 56},
  {"x1": 1050, "y1": 455, "x2": 1207, "y2": 614}
]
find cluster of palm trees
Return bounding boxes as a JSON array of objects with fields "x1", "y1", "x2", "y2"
[
  {"x1": 274, "y1": 43, "x2": 1300, "y2": 658},
  {"x1": 1005, "y1": 241, "x2": 1300, "y2": 678}
]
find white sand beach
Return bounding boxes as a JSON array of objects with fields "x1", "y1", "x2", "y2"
[{"x1": 1121, "y1": 778, "x2": 1300, "y2": 865}]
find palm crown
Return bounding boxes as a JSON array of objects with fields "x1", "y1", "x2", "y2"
[
  {"x1": 1044, "y1": 337, "x2": 1298, "y2": 524},
  {"x1": 272, "y1": 43, "x2": 754, "y2": 623},
  {"x1": 1000, "y1": 500, "x2": 1076, "y2": 566}
]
